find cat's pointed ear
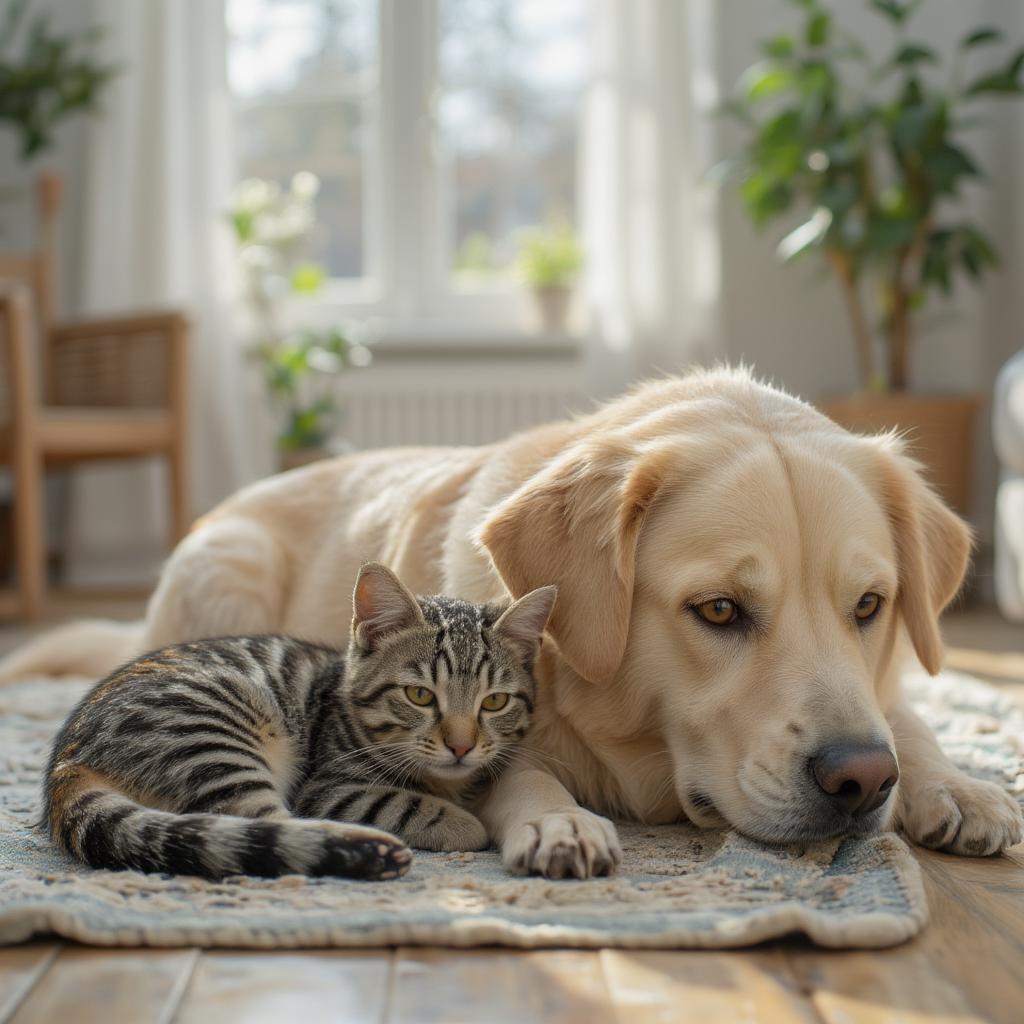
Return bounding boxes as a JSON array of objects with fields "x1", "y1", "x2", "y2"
[
  {"x1": 352, "y1": 562, "x2": 425, "y2": 652},
  {"x1": 493, "y1": 585, "x2": 557, "y2": 670}
]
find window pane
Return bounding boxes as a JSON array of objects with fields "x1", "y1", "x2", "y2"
[
  {"x1": 226, "y1": 0, "x2": 377, "y2": 278},
  {"x1": 439, "y1": 0, "x2": 588, "y2": 283}
]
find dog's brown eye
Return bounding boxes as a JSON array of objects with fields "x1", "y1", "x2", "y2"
[
  {"x1": 855, "y1": 593, "x2": 881, "y2": 622},
  {"x1": 696, "y1": 598, "x2": 739, "y2": 627}
]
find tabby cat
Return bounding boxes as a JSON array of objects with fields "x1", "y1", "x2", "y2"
[{"x1": 44, "y1": 562, "x2": 556, "y2": 881}]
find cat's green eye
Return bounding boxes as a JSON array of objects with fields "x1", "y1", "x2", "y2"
[
  {"x1": 404, "y1": 685, "x2": 436, "y2": 707},
  {"x1": 480, "y1": 692, "x2": 510, "y2": 712}
]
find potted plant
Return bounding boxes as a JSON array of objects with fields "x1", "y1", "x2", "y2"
[
  {"x1": 0, "y1": 0, "x2": 117, "y2": 162},
  {"x1": 720, "y1": 0, "x2": 1024, "y2": 513},
  {"x1": 516, "y1": 220, "x2": 584, "y2": 334},
  {"x1": 227, "y1": 173, "x2": 371, "y2": 471},
  {"x1": 0, "y1": 0, "x2": 117, "y2": 272}
]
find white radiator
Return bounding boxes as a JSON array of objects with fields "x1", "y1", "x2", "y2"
[{"x1": 334, "y1": 358, "x2": 588, "y2": 449}]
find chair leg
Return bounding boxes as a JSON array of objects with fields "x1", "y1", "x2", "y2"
[
  {"x1": 12, "y1": 452, "x2": 45, "y2": 620},
  {"x1": 168, "y1": 443, "x2": 190, "y2": 545}
]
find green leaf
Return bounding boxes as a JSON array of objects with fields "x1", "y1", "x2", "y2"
[
  {"x1": 899, "y1": 75, "x2": 925, "y2": 106},
  {"x1": 965, "y1": 48, "x2": 1024, "y2": 96},
  {"x1": 740, "y1": 176, "x2": 793, "y2": 226},
  {"x1": 865, "y1": 218, "x2": 917, "y2": 253},
  {"x1": 818, "y1": 182, "x2": 858, "y2": 218},
  {"x1": 229, "y1": 209, "x2": 254, "y2": 243},
  {"x1": 924, "y1": 143, "x2": 981, "y2": 192},
  {"x1": 894, "y1": 44, "x2": 937, "y2": 66},
  {"x1": 960, "y1": 27, "x2": 1002, "y2": 50},
  {"x1": 806, "y1": 11, "x2": 830, "y2": 47},
  {"x1": 290, "y1": 262, "x2": 326, "y2": 294},
  {"x1": 869, "y1": 0, "x2": 909, "y2": 24},
  {"x1": 958, "y1": 225, "x2": 999, "y2": 269},
  {"x1": 890, "y1": 105, "x2": 933, "y2": 149},
  {"x1": 822, "y1": 137, "x2": 862, "y2": 168},
  {"x1": 922, "y1": 232, "x2": 952, "y2": 294},
  {"x1": 743, "y1": 63, "x2": 797, "y2": 101},
  {"x1": 761, "y1": 35, "x2": 795, "y2": 60}
]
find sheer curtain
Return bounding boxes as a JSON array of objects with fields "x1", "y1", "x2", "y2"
[
  {"x1": 66, "y1": 0, "x2": 261, "y2": 585},
  {"x1": 583, "y1": 0, "x2": 721, "y2": 393}
]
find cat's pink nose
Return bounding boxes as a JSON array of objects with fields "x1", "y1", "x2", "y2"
[{"x1": 446, "y1": 741, "x2": 474, "y2": 761}]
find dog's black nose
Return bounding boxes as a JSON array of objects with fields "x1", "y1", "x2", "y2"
[{"x1": 810, "y1": 742, "x2": 899, "y2": 816}]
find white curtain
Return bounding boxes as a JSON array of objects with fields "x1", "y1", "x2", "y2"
[
  {"x1": 583, "y1": 0, "x2": 721, "y2": 392},
  {"x1": 66, "y1": 0, "x2": 261, "y2": 585}
]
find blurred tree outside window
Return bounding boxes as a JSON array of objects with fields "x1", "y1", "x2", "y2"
[
  {"x1": 439, "y1": 0, "x2": 588, "y2": 286},
  {"x1": 227, "y1": 0, "x2": 377, "y2": 279}
]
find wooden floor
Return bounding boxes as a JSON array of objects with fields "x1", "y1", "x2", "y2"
[{"x1": 1, "y1": 597, "x2": 1023, "y2": 1023}]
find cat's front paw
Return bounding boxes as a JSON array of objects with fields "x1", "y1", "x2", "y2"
[
  {"x1": 407, "y1": 803, "x2": 489, "y2": 851},
  {"x1": 503, "y1": 810, "x2": 621, "y2": 879},
  {"x1": 899, "y1": 771, "x2": 1023, "y2": 856}
]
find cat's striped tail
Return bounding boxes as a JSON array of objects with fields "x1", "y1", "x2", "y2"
[{"x1": 47, "y1": 773, "x2": 412, "y2": 881}]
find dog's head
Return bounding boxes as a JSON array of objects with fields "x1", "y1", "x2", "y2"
[{"x1": 479, "y1": 370, "x2": 971, "y2": 842}]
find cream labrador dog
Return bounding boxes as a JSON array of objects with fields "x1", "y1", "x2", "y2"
[{"x1": 5, "y1": 368, "x2": 1021, "y2": 876}]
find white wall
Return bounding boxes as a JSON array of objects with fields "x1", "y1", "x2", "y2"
[{"x1": 713, "y1": 0, "x2": 1024, "y2": 543}]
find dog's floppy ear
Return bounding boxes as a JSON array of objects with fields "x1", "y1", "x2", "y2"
[
  {"x1": 874, "y1": 439, "x2": 973, "y2": 675},
  {"x1": 478, "y1": 437, "x2": 672, "y2": 684}
]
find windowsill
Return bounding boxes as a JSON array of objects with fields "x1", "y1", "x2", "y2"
[{"x1": 362, "y1": 326, "x2": 586, "y2": 362}]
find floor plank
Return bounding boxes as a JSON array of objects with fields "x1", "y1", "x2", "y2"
[
  {"x1": 6, "y1": 947, "x2": 196, "y2": 1024},
  {"x1": 0, "y1": 945, "x2": 58, "y2": 1023},
  {"x1": 784, "y1": 849, "x2": 1024, "y2": 1024},
  {"x1": 174, "y1": 950, "x2": 391, "y2": 1024},
  {"x1": 388, "y1": 948, "x2": 617, "y2": 1024},
  {"x1": 599, "y1": 949, "x2": 819, "y2": 1024}
]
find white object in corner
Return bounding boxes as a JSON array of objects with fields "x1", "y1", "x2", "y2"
[{"x1": 993, "y1": 349, "x2": 1024, "y2": 622}]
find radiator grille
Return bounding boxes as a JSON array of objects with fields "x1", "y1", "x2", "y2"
[{"x1": 334, "y1": 364, "x2": 586, "y2": 449}]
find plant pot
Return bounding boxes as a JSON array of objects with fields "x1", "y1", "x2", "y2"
[
  {"x1": 819, "y1": 393, "x2": 981, "y2": 515},
  {"x1": 530, "y1": 285, "x2": 573, "y2": 333}
]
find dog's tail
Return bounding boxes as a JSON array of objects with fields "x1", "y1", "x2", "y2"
[{"x1": 0, "y1": 619, "x2": 144, "y2": 684}]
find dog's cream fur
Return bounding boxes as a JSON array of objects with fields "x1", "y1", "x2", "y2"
[{"x1": 5, "y1": 368, "x2": 1021, "y2": 876}]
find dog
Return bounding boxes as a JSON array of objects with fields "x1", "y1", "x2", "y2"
[{"x1": 4, "y1": 367, "x2": 1021, "y2": 877}]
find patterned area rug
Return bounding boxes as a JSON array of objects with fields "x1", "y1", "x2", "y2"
[{"x1": 1, "y1": 671, "x2": 1021, "y2": 950}]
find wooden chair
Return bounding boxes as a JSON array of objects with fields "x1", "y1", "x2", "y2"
[{"x1": 0, "y1": 174, "x2": 190, "y2": 619}]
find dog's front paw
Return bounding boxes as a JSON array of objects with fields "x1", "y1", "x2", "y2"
[
  {"x1": 502, "y1": 810, "x2": 622, "y2": 879},
  {"x1": 900, "y1": 773, "x2": 1023, "y2": 856}
]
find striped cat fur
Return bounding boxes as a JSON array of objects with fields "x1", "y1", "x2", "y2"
[{"x1": 44, "y1": 562, "x2": 556, "y2": 881}]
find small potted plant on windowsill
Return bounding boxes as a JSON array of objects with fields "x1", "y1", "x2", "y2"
[
  {"x1": 720, "y1": 0, "x2": 1024, "y2": 514},
  {"x1": 227, "y1": 173, "x2": 371, "y2": 471},
  {"x1": 516, "y1": 220, "x2": 584, "y2": 334}
]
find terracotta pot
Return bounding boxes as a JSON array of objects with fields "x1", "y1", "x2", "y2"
[
  {"x1": 819, "y1": 393, "x2": 981, "y2": 515},
  {"x1": 530, "y1": 285, "x2": 573, "y2": 333}
]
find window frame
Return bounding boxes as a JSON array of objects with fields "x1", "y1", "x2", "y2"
[{"x1": 232, "y1": 0, "x2": 578, "y2": 339}]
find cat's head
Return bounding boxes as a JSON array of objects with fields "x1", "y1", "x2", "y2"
[{"x1": 346, "y1": 562, "x2": 557, "y2": 782}]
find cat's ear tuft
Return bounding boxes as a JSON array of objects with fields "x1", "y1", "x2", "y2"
[
  {"x1": 493, "y1": 585, "x2": 557, "y2": 670},
  {"x1": 352, "y1": 562, "x2": 425, "y2": 652}
]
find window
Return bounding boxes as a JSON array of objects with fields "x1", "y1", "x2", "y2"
[
  {"x1": 226, "y1": 0, "x2": 589, "y2": 336},
  {"x1": 227, "y1": 0, "x2": 378, "y2": 279}
]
